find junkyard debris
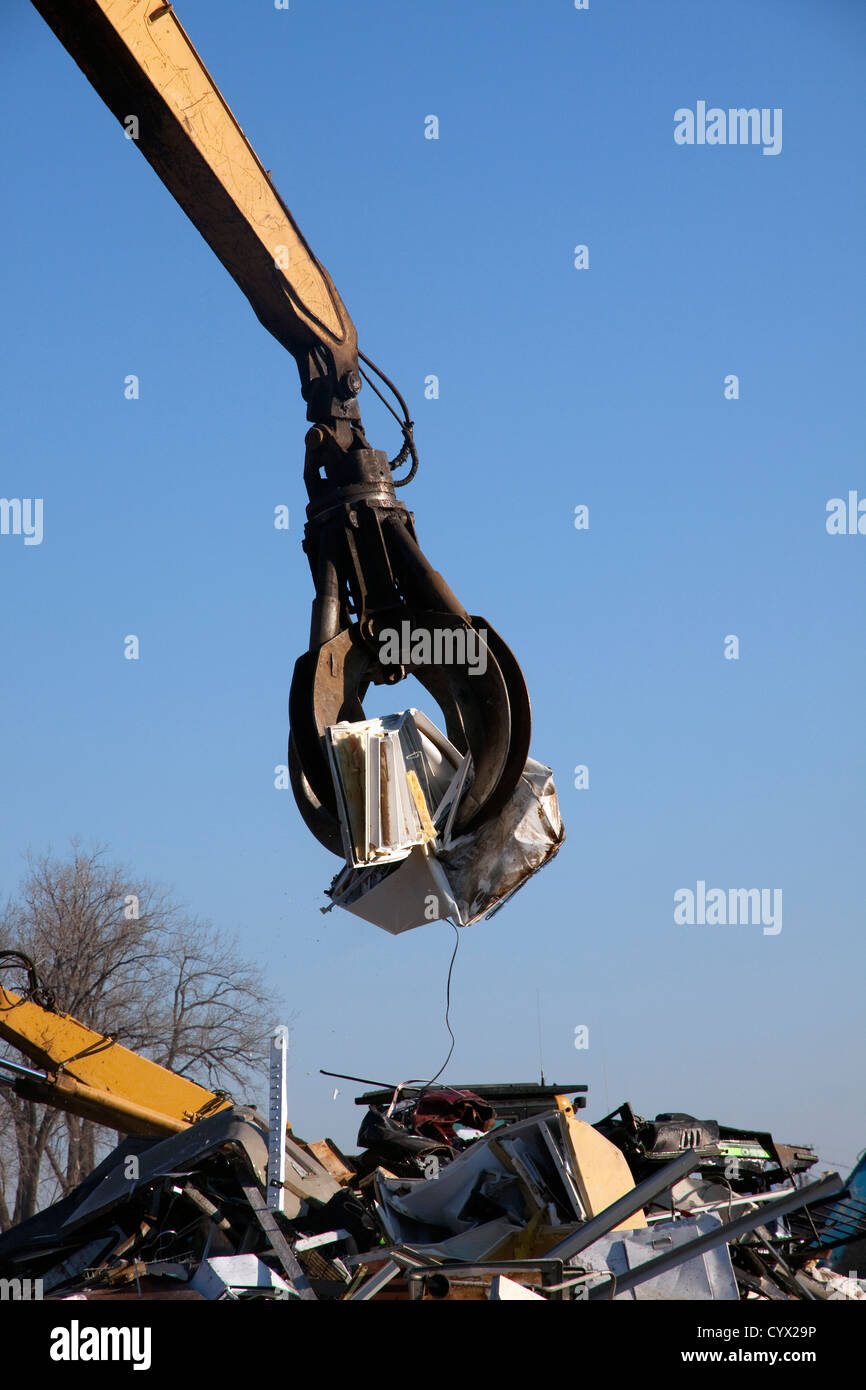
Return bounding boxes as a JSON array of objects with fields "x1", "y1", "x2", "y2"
[{"x1": 1, "y1": 1079, "x2": 862, "y2": 1303}]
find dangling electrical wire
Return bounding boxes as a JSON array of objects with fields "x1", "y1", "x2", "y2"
[
  {"x1": 415, "y1": 921, "x2": 461, "y2": 1103},
  {"x1": 320, "y1": 923, "x2": 461, "y2": 1113}
]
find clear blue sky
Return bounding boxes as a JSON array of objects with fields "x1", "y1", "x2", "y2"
[{"x1": 1, "y1": 0, "x2": 864, "y2": 1174}]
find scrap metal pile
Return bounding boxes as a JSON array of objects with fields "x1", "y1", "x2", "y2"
[{"x1": 1, "y1": 1083, "x2": 864, "y2": 1302}]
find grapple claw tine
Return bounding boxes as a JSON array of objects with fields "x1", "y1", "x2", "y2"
[{"x1": 289, "y1": 613, "x2": 530, "y2": 854}]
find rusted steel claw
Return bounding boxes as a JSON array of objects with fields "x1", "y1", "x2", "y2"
[
  {"x1": 288, "y1": 424, "x2": 532, "y2": 856},
  {"x1": 289, "y1": 613, "x2": 531, "y2": 854}
]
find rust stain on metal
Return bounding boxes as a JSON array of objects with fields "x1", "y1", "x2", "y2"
[
  {"x1": 379, "y1": 741, "x2": 392, "y2": 844},
  {"x1": 406, "y1": 771, "x2": 437, "y2": 843}
]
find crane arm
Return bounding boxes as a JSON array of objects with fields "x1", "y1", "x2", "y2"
[
  {"x1": 0, "y1": 953, "x2": 342, "y2": 1210},
  {"x1": 30, "y1": 0, "x2": 358, "y2": 421},
  {"x1": 28, "y1": 0, "x2": 535, "y2": 860},
  {"x1": 0, "y1": 963, "x2": 229, "y2": 1136}
]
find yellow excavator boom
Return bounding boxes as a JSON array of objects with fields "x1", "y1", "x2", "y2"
[
  {"x1": 27, "y1": 0, "x2": 540, "y2": 874},
  {"x1": 30, "y1": 0, "x2": 359, "y2": 408},
  {"x1": 0, "y1": 981, "x2": 230, "y2": 1136}
]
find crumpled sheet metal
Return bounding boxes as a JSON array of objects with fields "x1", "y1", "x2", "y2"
[
  {"x1": 59, "y1": 1107, "x2": 273, "y2": 1230},
  {"x1": 574, "y1": 1214, "x2": 739, "y2": 1301},
  {"x1": 327, "y1": 752, "x2": 564, "y2": 933},
  {"x1": 328, "y1": 844, "x2": 459, "y2": 935},
  {"x1": 57, "y1": 1106, "x2": 338, "y2": 1231},
  {"x1": 437, "y1": 758, "x2": 564, "y2": 926},
  {"x1": 370, "y1": 1110, "x2": 599, "y2": 1261},
  {"x1": 190, "y1": 1254, "x2": 296, "y2": 1301}
]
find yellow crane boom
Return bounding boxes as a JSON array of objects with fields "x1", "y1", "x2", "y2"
[
  {"x1": 28, "y1": 0, "x2": 537, "y2": 862},
  {"x1": 0, "y1": 971, "x2": 230, "y2": 1136},
  {"x1": 30, "y1": 0, "x2": 358, "y2": 411}
]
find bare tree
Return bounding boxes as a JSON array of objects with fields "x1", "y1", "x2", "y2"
[{"x1": 0, "y1": 842, "x2": 280, "y2": 1229}]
